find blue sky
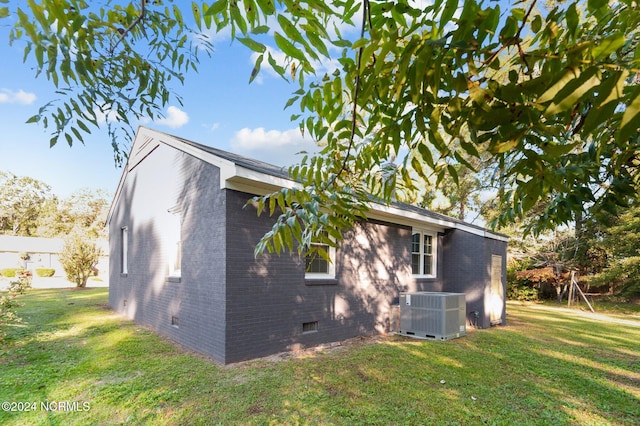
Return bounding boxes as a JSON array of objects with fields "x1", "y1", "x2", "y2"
[{"x1": 0, "y1": 8, "x2": 344, "y2": 198}]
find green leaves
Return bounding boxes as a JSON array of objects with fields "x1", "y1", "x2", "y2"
[
  {"x1": 619, "y1": 88, "x2": 640, "y2": 143},
  {"x1": 543, "y1": 67, "x2": 601, "y2": 116},
  {"x1": 238, "y1": 37, "x2": 266, "y2": 53},
  {"x1": 8, "y1": 1, "x2": 212, "y2": 162},
  {"x1": 7, "y1": 0, "x2": 640, "y2": 251},
  {"x1": 592, "y1": 34, "x2": 626, "y2": 60},
  {"x1": 274, "y1": 31, "x2": 305, "y2": 63},
  {"x1": 244, "y1": 0, "x2": 640, "y2": 247}
]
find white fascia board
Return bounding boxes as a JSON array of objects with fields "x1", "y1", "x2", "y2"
[
  {"x1": 153, "y1": 130, "x2": 298, "y2": 193},
  {"x1": 105, "y1": 165, "x2": 128, "y2": 226},
  {"x1": 218, "y1": 168, "x2": 509, "y2": 242},
  {"x1": 366, "y1": 203, "x2": 451, "y2": 233},
  {"x1": 367, "y1": 202, "x2": 509, "y2": 242},
  {"x1": 226, "y1": 165, "x2": 300, "y2": 193},
  {"x1": 134, "y1": 127, "x2": 508, "y2": 242},
  {"x1": 483, "y1": 231, "x2": 510, "y2": 242},
  {"x1": 106, "y1": 127, "x2": 237, "y2": 225}
]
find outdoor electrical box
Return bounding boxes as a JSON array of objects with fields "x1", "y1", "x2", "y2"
[{"x1": 397, "y1": 292, "x2": 466, "y2": 340}]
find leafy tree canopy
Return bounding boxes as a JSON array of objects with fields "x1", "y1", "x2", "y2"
[
  {"x1": 37, "y1": 188, "x2": 111, "y2": 238},
  {"x1": 3, "y1": 0, "x2": 640, "y2": 256},
  {"x1": 586, "y1": 203, "x2": 640, "y2": 297},
  {"x1": 0, "y1": 169, "x2": 110, "y2": 238},
  {"x1": 0, "y1": 171, "x2": 54, "y2": 236}
]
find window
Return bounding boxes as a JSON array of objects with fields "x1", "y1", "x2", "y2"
[
  {"x1": 412, "y1": 230, "x2": 436, "y2": 277},
  {"x1": 120, "y1": 226, "x2": 128, "y2": 275},
  {"x1": 305, "y1": 234, "x2": 336, "y2": 278},
  {"x1": 168, "y1": 208, "x2": 182, "y2": 278}
]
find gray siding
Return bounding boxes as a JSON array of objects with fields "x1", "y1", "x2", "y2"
[{"x1": 109, "y1": 143, "x2": 227, "y2": 362}]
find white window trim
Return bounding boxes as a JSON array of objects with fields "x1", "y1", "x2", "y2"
[
  {"x1": 167, "y1": 208, "x2": 182, "y2": 279},
  {"x1": 169, "y1": 239, "x2": 182, "y2": 278},
  {"x1": 304, "y1": 242, "x2": 336, "y2": 279},
  {"x1": 411, "y1": 228, "x2": 437, "y2": 278},
  {"x1": 120, "y1": 226, "x2": 128, "y2": 275}
]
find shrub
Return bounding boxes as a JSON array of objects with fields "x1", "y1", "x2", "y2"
[
  {"x1": 507, "y1": 285, "x2": 539, "y2": 301},
  {"x1": 59, "y1": 233, "x2": 102, "y2": 287},
  {"x1": 506, "y1": 258, "x2": 541, "y2": 301},
  {"x1": 17, "y1": 269, "x2": 32, "y2": 278},
  {"x1": 35, "y1": 268, "x2": 56, "y2": 277},
  {"x1": 0, "y1": 274, "x2": 31, "y2": 340},
  {"x1": 0, "y1": 268, "x2": 18, "y2": 278}
]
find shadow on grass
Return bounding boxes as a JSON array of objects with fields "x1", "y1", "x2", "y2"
[{"x1": 1, "y1": 289, "x2": 638, "y2": 425}]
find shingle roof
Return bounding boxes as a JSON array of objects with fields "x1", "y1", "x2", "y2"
[
  {"x1": 112, "y1": 127, "x2": 508, "y2": 241},
  {"x1": 171, "y1": 130, "x2": 506, "y2": 239},
  {"x1": 176, "y1": 135, "x2": 290, "y2": 179}
]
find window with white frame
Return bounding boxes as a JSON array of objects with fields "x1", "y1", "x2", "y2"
[
  {"x1": 411, "y1": 230, "x2": 436, "y2": 277},
  {"x1": 305, "y1": 234, "x2": 336, "y2": 278},
  {"x1": 168, "y1": 209, "x2": 182, "y2": 278},
  {"x1": 120, "y1": 226, "x2": 128, "y2": 275}
]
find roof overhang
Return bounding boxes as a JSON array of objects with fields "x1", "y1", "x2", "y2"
[{"x1": 107, "y1": 127, "x2": 508, "y2": 243}]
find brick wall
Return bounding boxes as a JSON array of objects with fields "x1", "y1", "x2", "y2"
[
  {"x1": 441, "y1": 229, "x2": 507, "y2": 328},
  {"x1": 109, "y1": 140, "x2": 506, "y2": 364},
  {"x1": 224, "y1": 190, "x2": 447, "y2": 363},
  {"x1": 109, "y1": 143, "x2": 227, "y2": 362}
]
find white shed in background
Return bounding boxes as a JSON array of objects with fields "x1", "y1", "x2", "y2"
[{"x1": 0, "y1": 235, "x2": 109, "y2": 277}]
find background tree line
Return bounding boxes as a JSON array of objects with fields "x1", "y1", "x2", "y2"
[
  {"x1": 0, "y1": 171, "x2": 110, "y2": 239},
  {"x1": 504, "y1": 203, "x2": 640, "y2": 302},
  {"x1": 392, "y1": 155, "x2": 639, "y2": 302}
]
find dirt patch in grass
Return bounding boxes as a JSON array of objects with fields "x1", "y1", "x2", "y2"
[
  {"x1": 246, "y1": 402, "x2": 265, "y2": 415},
  {"x1": 91, "y1": 303, "x2": 112, "y2": 310}
]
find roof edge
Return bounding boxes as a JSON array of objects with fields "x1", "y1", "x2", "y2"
[{"x1": 106, "y1": 127, "x2": 509, "y2": 242}]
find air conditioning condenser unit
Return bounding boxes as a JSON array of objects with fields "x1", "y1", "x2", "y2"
[{"x1": 397, "y1": 292, "x2": 466, "y2": 340}]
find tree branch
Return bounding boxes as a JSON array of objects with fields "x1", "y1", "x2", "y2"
[
  {"x1": 483, "y1": 0, "x2": 538, "y2": 70},
  {"x1": 327, "y1": 0, "x2": 370, "y2": 188},
  {"x1": 110, "y1": 0, "x2": 146, "y2": 55}
]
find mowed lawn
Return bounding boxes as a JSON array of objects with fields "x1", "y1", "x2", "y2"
[{"x1": 1, "y1": 289, "x2": 639, "y2": 425}]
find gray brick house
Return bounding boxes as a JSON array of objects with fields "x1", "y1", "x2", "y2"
[{"x1": 107, "y1": 127, "x2": 508, "y2": 364}]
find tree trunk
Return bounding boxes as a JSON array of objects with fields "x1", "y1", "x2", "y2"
[{"x1": 556, "y1": 284, "x2": 568, "y2": 304}]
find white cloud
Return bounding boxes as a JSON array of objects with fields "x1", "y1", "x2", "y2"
[
  {"x1": 93, "y1": 105, "x2": 120, "y2": 124},
  {"x1": 0, "y1": 89, "x2": 37, "y2": 105},
  {"x1": 199, "y1": 23, "x2": 232, "y2": 44},
  {"x1": 230, "y1": 127, "x2": 320, "y2": 167},
  {"x1": 156, "y1": 106, "x2": 189, "y2": 128}
]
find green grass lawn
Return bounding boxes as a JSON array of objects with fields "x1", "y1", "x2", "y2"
[{"x1": 1, "y1": 289, "x2": 639, "y2": 425}]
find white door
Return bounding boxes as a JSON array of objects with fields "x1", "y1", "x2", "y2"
[{"x1": 490, "y1": 255, "x2": 504, "y2": 325}]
